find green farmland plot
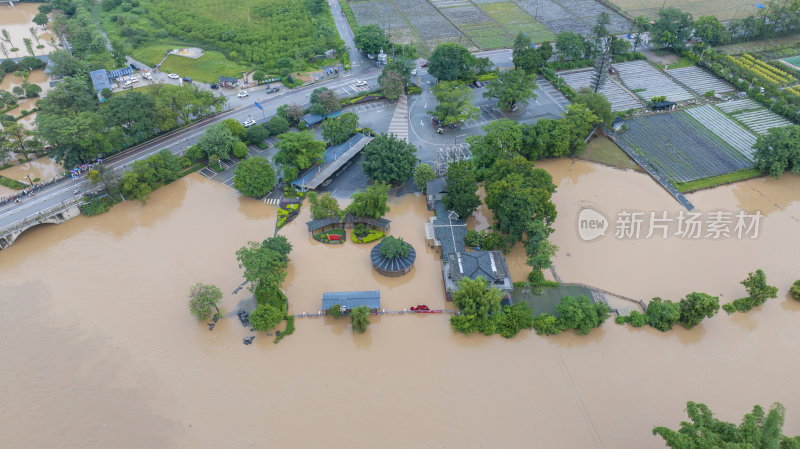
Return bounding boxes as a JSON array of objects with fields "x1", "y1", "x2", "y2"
[
  {"x1": 479, "y1": 2, "x2": 554, "y2": 42},
  {"x1": 460, "y1": 23, "x2": 512, "y2": 49}
]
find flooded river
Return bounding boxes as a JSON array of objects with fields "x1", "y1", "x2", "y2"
[{"x1": 1, "y1": 163, "x2": 800, "y2": 449}]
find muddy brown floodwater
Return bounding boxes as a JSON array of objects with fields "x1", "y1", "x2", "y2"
[
  {"x1": 0, "y1": 3, "x2": 53, "y2": 57},
  {"x1": 1, "y1": 165, "x2": 800, "y2": 449}
]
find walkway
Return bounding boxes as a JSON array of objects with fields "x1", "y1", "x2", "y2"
[
  {"x1": 292, "y1": 134, "x2": 374, "y2": 190},
  {"x1": 387, "y1": 95, "x2": 409, "y2": 142}
]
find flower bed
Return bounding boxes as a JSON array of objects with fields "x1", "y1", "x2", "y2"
[
  {"x1": 353, "y1": 229, "x2": 384, "y2": 243},
  {"x1": 277, "y1": 202, "x2": 301, "y2": 229},
  {"x1": 314, "y1": 228, "x2": 346, "y2": 244}
]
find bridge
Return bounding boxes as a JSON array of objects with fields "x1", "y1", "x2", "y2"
[{"x1": 0, "y1": 199, "x2": 85, "y2": 250}]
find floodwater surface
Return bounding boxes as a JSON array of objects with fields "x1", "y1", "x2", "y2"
[
  {"x1": 2, "y1": 168, "x2": 800, "y2": 449},
  {"x1": 0, "y1": 3, "x2": 53, "y2": 57}
]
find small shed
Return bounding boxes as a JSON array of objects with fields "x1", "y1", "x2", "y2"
[
  {"x1": 652, "y1": 101, "x2": 677, "y2": 111},
  {"x1": 107, "y1": 67, "x2": 133, "y2": 80},
  {"x1": 322, "y1": 291, "x2": 381, "y2": 312},
  {"x1": 218, "y1": 76, "x2": 239, "y2": 88},
  {"x1": 301, "y1": 109, "x2": 343, "y2": 127},
  {"x1": 306, "y1": 214, "x2": 391, "y2": 235},
  {"x1": 612, "y1": 116, "x2": 624, "y2": 132}
]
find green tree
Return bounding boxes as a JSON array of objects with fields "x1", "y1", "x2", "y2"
[
  {"x1": 651, "y1": 7, "x2": 694, "y2": 49},
  {"x1": 532, "y1": 313, "x2": 562, "y2": 335},
  {"x1": 187, "y1": 282, "x2": 223, "y2": 321},
  {"x1": 354, "y1": 24, "x2": 389, "y2": 56},
  {"x1": 483, "y1": 69, "x2": 537, "y2": 111},
  {"x1": 233, "y1": 141, "x2": 248, "y2": 159},
  {"x1": 413, "y1": 163, "x2": 437, "y2": 193},
  {"x1": 496, "y1": 302, "x2": 535, "y2": 338},
  {"x1": 345, "y1": 182, "x2": 391, "y2": 218},
  {"x1": 694, "y1": 16, "x2": 730, "y2": 45},
  {"x1": 1, "y1": 122, "x2": 42, "y2": 161},
  {"x1": 185, "y1": 145, "x2": 204, "y2": 162},
  {"x1": 23, "y1": 38, "x2": 34, "y2": 57},
  {"x1": 274, "y1": 130, "x2": 326, "y2": 181},
  {"x1": 266, "y1": 115, "x2": 289, "y2": 136},
  {"x1": 449, "y1": 277, "x2": 503, "y2": 335},
  {"x1": 790, "y1": 280, "x2": 800, "y2": 301},
  {"x1": 485, "y1": 171, "x2": 557, "y2": 242},
  {"x1": 245, "y1": 124, "x2": 269, "y2": 144},
  {"x1": 741, "y1": 269, "x2": 779, "y2": 307},
  {"x1": 468, "y1": 119, "x2": 525, "y2": 180},
  {"x1": 222, "y1": 118, "x2": 247, "y2": 141},
  {"x1": 379, "y1": 236, "x2": 411, "y2": 258},
  {"x1": 47, "y1": 50, "x2": 85, "y2": 77},
  {"x1": 310, "y1": 87, "x2": 340, "y2": 114},
  {"x1": 654, "y1": 402, "x2": 800, "y2": 448},
  {"x1": 87, "y1": 169, "x2": 101, "y2": 184},
  {"x1": 362, "y1": 133, "x2": 417, "y2": 185},
  {"x1": 645, "y1": 297, "x2": 681, "y2": 331},
  {"x1": 678, "y1": 292, "x2": 720, "y2": 329},
  {"x1": 235, "y1": 236, "x2": 293, "y2": 290},
  {"x1": 350, "y1": 305, "x2": 371, "y2": 333},
  {"x1": 197, "y1": 122, "x2": 235, "y2": 160},
  {"x1": 321, "y1": 112, "x2": 359, "y2": 145},
  {"x1": 119, "y1": 150, "x2": 183, "y2": 203},
  {"x1": 379, "y1": 68, "x2": 407, "y2": 100},
  {"x1": 249, "y1": 304, "x2": 285, "y2": 332},
  {"x1": 608, "y1": 36, "x2": 631, "y2": 57},
  {"x1": 630, "y1": 15, "x2": 650, "y2": 52},
  {"x1": 555, "y1": 295, "x2": 610, "y2": 335},
  {"x1": 233, "y1": 156, "x2": 275, "y2": 197},
  {"x1": 429, "y1": 81, "x2": 479, "y2": 126},
  {"x1": 443, "y1": 160, "x2": 480, "y2": 219},
  {"x1": 555, "y1": 31, "x2": 585, "y2": 61},
  {"x1": 33, "y1": 12, "x2": 49, "y2": 27},
  {"x1": 753, "y1": 125, "x2": 800, "y2": 179},
  {"x1": 308, "y1": 191, "x2": 341, "y2": 220},
  {"x1": 328, "y1": 304, "x2": 343, "y2": 319},
  {"x1": 428, "y1": 42, "x2": 475, "y2": 81},
  {"x1": 573, "y1": 89, "x2": 613, "y2": 126}
]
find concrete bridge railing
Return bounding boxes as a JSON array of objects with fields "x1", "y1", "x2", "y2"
[{"x1": 0, "y1": 199, "x2": 87, "y2": 250}]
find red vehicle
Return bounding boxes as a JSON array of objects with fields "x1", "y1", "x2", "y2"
[
  {"x1": 411, "y1": 305, "x2": 430, "y2": 311},
  {"x1": 328, "y1": 234, "x2": 341, "y2": 241}
]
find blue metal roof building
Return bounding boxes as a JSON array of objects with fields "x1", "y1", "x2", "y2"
[
  {"x1": 322, "y1": 291, "x2": 381, "y2": 311},
  {"x1": 108, "y1": 67, "x2": 133, "y2": 79},
  {"x1": 90, "y1": 69, "x2": 111, "y2": 93}
]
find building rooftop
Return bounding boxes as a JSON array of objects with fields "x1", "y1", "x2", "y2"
[
  {"x1": 322, "y1": 291, "x2": 381, "y2": 310},
  {"x1": 306, "y1": 212, "x2": 390, "y2": 233},
  {"x1": 431, "y1": 200, "x2": 466, "y2": 257},
  {"x1": 108, "y1": 67, "x2": 133, "y2": 79},
  {"x1": 370, "y1": 241, "x2": 416, "y2": 273},
  {"x1": 426, "y1": 177, "x2": 447, "y2": 196},
  {"x1": 90, "y1": 69, "x2": 111, "y2": 93}
]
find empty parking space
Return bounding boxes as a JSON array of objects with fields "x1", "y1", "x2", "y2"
[{"x1": 535, "y1": 77, "x2": 571, "y2": 111}]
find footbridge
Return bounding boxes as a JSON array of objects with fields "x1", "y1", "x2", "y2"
[{"x1": 0, "y1": 200, "x2": 84, "y2": 250}]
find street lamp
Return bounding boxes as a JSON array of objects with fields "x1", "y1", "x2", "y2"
[{"x1": 24, "y1": 175, "x2": 33, "y2": 188}]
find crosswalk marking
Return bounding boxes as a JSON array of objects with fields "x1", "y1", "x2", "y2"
[{"x1": 263, "y1": 198, "x2": 280, "y2": 205}]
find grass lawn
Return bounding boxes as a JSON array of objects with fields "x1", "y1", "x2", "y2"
[
  {"x1": 460, "y1": 23, "x2": 511, "y2": 49},
  {"x1": 715, "y1": 35, "x2": 800, "y2": 55},
  {"x1": 511, "y1": 283, "x2": 594, "y2": 316},
  {"x1": 478, "y1": 2, "x2": 554, "y2": 43},
  {"x1": 674, "y1": 168, "x2": 762, "y2": 193},
  {"x1": 158, "y1": 52, "x2": 245, "y2": 84},
  {"x1": 579, "y1": 136, "x2": 644, "y2": 172},
  {"x1": 131, "y1": 44, "x2": 176, "y2": 67}
]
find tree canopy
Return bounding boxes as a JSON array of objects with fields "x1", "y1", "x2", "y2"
[
  {"x1": 350, "y1": 305, "x2": 371, "y2": 333},
  {"x1": 555, "y1": 295, "x2": 611, "y2": 335},
  {"x1": 443, "y1": 160, "x2": 480, "y2": 219},
  {"x1": 120, "y1": 149, "x2": 183, "y2": 203},
  {"x1": 651, "y1": 7, "x2": 694, "y2": 49},
  {"x1": 429, "y1": 81, "x2": 479, "y2": 126},
  {"x1": 449, "y1": 277, "x2": 503, "y2": 336},
  {"x1": 274, "y1": 130, "x2": 326, "y2": 181},
  {"x1": 483, "y1": 69, "x2": 538, "y2": 111},
  {"x1": 321, "y1": 112, "x2": 359, "y2": 145},
  {"x1": 644, "y1": 297, "x2": 681, "y2": 331},
  {"x1": 354, "y1": 24, "x2": 390, "y2": 56},
  {"x1": 197, "y1": 122, "x2": 235, "y2": 160},
  {"x1": 379, "y1": 236, "x2": 411, "y2": 259},
  {"x1": 653, "y1": 401, "x2": 800, "y2": 448},
  {"x1": 235, "y1": 236, "x2": 293, "y2": 291},
  {"x1": 308, "y1": 191, "x2": 341, "y2": 220},
  {"x1": 345, "y1": 182, "x2": 390, "y2": 219},
  {"x1": 266, "y1": 116, "x2": 290, "y2": 136},
  {"x1": 378, "y1": 60, "x2": 412, "y2": 100},
  {"x1": 428, "y1": 42, "x2": 475, "y2": 81},
  {"x1": 555, "y1": 31, "x2": 585, "y2": 61},
  {"x1": 233, "y1": 156, "x2": 276, "y2": 197},
  {"x1": 678, "y1": 292, "x2": 720, "y2": 329},
  {"x1": 753, "y1": 125, "x2": 800, "y2": 179},
  {"x1": 249, "y1": 304, "x2": 285, "y2": 332},
  {"x1": 413, "y1": 163, "x2": 437, "y2": 193},
  {"x1": 187, "y1": 283, "x2": 223, "y2": 321},
  {"x1": 573, "y1": 89, "x2": 613, "y2": 126},
  {"x1": 361, "y1": 134, "x2": 418, "y2": 185},
  {"x1": 310, "y1": 87, "x2": 340, "y2": 115}
]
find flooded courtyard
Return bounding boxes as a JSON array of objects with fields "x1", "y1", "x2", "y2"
[
  {"x1": 0, "y1": 2, "x2": 54, "y2": 58},
  {"x1": 2, "y1": 162, "x2": 800, "y2": 448}
]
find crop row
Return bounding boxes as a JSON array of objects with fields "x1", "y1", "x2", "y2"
[
  {"x1": 740, "y1": 53, "x2": 790, "y2": 77},
  {"x1": 727, "y1": 55, "x2": 796, "y2": 85},
  {"x1": 681, "y1": 105, "x2": 756, "y2": 161}
]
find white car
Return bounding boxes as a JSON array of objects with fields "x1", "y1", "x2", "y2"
[
  {"x1": 167, "y1": 73, "x2": 180, "y2": 79},
  {"x1": 411, "y1": 69, "x2": 417, "y2": 76},
  {"x1": 242, "y1": 119, "x2": 256, "y2": 128},
  {"x1": 237, "y1": 91, "x2": 249, "y2": 98},
  {"x1": 355, "y1": 80, "x2": 367, "y2": 87}
]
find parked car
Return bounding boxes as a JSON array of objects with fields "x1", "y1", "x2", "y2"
[
  {"x1": 129, "y1": 63, "x2": 139, "y2": 71},
  {"x1": 355, "y1": 80, "x2": 367, "y2": 87},
  {"x1": 265, "y1": 86, "x2": 279, "y2": 94},
  {"x1": 472, "y1": 80, "x2": 482, "y2": 88},
  {"x1": 142, "y1": 72, "x2": 153, "y2": 80},
  {"x1": 167, "y1": 73, "x2": 180, "y2": 79},
  {"x1": 411, "y1": 68, "x2": 417, "y2": 76},
  {"x1": 242, "y1": 119, "x2": 256, "y2": 128},
  {"x1": 237, "y1": 91, "x2": 249, "y2": 98},
  {"x1": 210, "y1": 83, "x2": 219, "y2": 89},
  {"x1": 420, "y1": 61, "x2": 428, "y2": 67},
  {"x1": 182, "y1": 77, "x2": 192, "y2": 83},
  {"x1": 130, "y1": 76, "x2": 140, "y2": 83}
]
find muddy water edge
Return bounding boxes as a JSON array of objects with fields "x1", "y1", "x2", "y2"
[{"x1": 1, "y1": 165, "x2": 799, "y2": 448}]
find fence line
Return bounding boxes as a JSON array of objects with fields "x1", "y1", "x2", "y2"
[{"x1": 291, "y1": 309, "x2": 458, "y2": 318}]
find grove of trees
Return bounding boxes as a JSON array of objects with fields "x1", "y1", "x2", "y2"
[
  {"x1": 274, "y1": 130, "x2": 326, "y2": 181},
  {"x1": 233, "y1": 156, "x2": 276, "y2": 197},
  {"x1": 361, "y1": 134, "x2": 418, "y2": 185}
]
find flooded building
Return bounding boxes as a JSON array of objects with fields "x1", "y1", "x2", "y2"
[
  {"x1": 426, "y1": 199, "x2": 512, "y2": 300},
  {"x1": 322, "y1": 290, "x2": 381, "y2": 313}
]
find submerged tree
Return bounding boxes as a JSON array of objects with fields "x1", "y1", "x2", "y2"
[
  {"x1": 350, "y1": 306, "x2": 371, "y2": 333},
  {"x1": 188, "y1": 283, "x2": 223, "y2": 321}
]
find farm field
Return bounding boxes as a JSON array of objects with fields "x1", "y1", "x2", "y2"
[
  {"x1": 579, "y1": 135, "x2": 643, "y2": 171},
  {"x1": 348, "y1": 0, "x2": 622, "y2": 51},
  {"x1": 717, "y1": 99, "x2": 793, "y2": 135},
  {"x1": 559, "y1": 69, "x2": 643, "y2": 111},
  {"x1": 131, "y1": 45, "x2": 245, "y2": 82},
  {"x1": 681, "y1": 105, "x2": 757, "y2": 160},
  {"x1": 613, "y1": 112, "x2": 754, "y2": 183},
  {"x1": 613, "y1": 60, "x2": 694, "y2": 102},
  {"x1": 666, "y1": 66, "x2": 734, "y2": 96},
  {"x1": 606, "y1": 0, "x2": 761, "y2": 22},
  {"x1": 782, "y1": 55, "x2": 800, "y2": 70}
]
